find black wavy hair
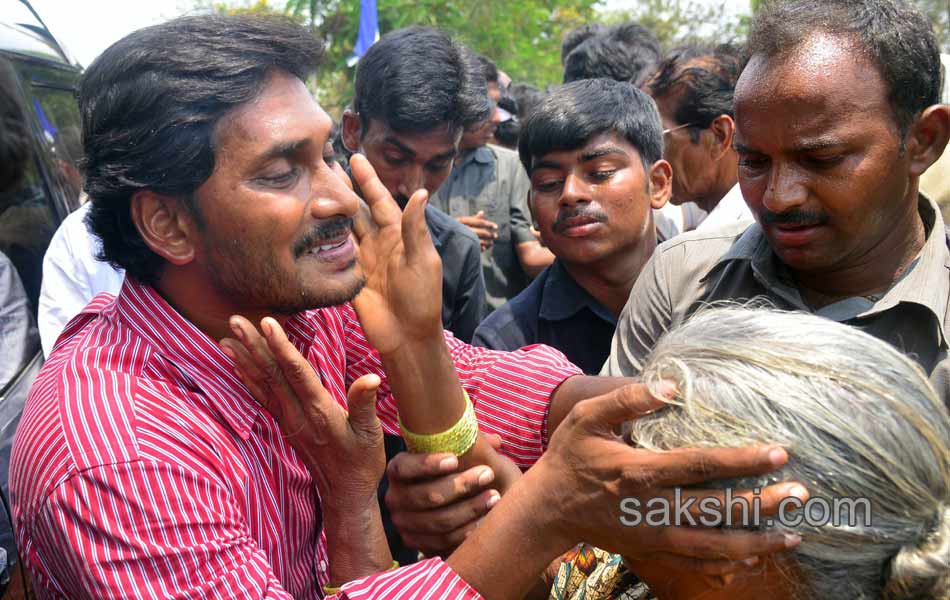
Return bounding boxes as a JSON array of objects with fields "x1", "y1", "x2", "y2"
[
  {"x1": 563, "y1": 22, "x2": 660, "y2": 86},
  {"x1": 509, "y1": 83, "x2": 546, "y2": 120},
  {"x1": 560, "y1": 23, "x2": 606, "y2": 64},
  {"x1": 647, "y1": 44, "x2": 747, "y2": 143},
  {"x1": 476, "y1": 54, "x2": 500, "y2": 85},
  {"x1": 80, "y1": 14, "x2": 324, "y2": 284},
  {"x1": 353, "y1": 27, "x2": 491, "y2": 135}
]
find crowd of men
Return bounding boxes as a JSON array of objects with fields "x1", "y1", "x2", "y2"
[{"x1": 0, "y1": 0, "x2": 948, "y2": 597}]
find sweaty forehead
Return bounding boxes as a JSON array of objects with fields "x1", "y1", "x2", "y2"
[
  {"x1": 735, "y1": 33, "x2": 892, "y2": 136},
  {"x1": 365, "y1": 120, "x2": 460, "y2": 160},
  {"x1": 217, "y1": 71, "x2": 332, "y2": 153}
]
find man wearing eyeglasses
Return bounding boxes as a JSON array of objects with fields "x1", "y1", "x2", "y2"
[{"x1": 645, "y1": 44, "x2": 754, "y2": 232}]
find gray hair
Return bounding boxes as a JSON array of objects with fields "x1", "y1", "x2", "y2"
[{"x1": 629, "y1": 306, "x2": 950, "y2": 599}]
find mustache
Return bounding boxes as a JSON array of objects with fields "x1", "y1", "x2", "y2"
[
  {"x1": 553, "y1": 207, "x2": 608, "y2": 233},
  {"x1": 293, "y1": 217, "x2": 354, "y2": 257},
  {"x1": 760, "y1": 208, "x2": 830, "y2": 227}
]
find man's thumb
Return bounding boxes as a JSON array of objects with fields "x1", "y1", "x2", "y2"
[{"x1": 347, "y1": 374, "x2": 382, "y2": 435}]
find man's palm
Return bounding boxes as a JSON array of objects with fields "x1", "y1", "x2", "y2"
[{"x1": 349, "y1": 154, "x2": 444, "y2": 354}]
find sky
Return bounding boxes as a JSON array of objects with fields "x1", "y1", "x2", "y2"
[
  {"x1": 25, "y1": 0, "x2": 753, "y2": 68},
  {"x1": 29, "y1": 0, "x2": 196, "y2": 66}
]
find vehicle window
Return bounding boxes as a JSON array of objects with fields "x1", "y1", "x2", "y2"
[
  {"x1": 30, "y1": 82, "x2": 83, "y2": 202},
  {"x1": 0, "y1": 60, "x2": 63, "y2": 393}
]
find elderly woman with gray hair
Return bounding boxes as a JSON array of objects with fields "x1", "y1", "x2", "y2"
[{"x1": 549, "y1": 306, "x2": 950, "y2": 600}]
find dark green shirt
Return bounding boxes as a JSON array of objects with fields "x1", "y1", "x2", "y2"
[{"x1": 432, "y1": 145, "x2": 534, "y2": 310}]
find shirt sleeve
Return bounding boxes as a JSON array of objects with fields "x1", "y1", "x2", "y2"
[
  {"x1": 341, "y1": 306, "x2": 582, "y2": 469},
  {"x1": 23, "y1": 460, "x2": 295, "y2": 599},
  {"x1": 329, "y1": 557, "x2": 481, "y2": 599},
  {"x1": 601, "y1": 248, "x2": 675, "y2": 377},
  {"x1": 0, "y1": 251, "x2": 35, "y2": 388},
  {"x1": 507, "y1": 167, "x2": 535, "y2": 246}
]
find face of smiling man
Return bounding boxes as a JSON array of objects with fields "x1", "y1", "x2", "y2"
[{"x1": 181, "y1": 70, "x2": 364, "y2": 315}]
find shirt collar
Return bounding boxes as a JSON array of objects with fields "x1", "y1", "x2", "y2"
[
  {"x1": 461, "y1": 146, "x2": 494, "y2": 166},
  {"x1": 867, "y1": 197, "x2": 950, "y2": 336},
  {"x1": 705, "y1": 196, "x2": 950, "y2": 342},
  {"x1": 113, "y1": 279, "x2": 300, "y2": 440},
  {"x1": 538, "y1": 260, "x2": 617, "y2": 325}
]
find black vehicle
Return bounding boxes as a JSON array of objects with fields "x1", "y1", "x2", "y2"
[{"x1": 0, "y1": 1, "x2": 82, "y2": 596}]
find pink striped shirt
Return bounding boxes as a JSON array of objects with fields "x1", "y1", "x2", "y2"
[{"x1": 10, "y1": 279, "x2": 581, "y2": 599}]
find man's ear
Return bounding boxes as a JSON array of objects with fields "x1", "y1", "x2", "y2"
[
  {"x1": 130, "y1": 190, "x2": 198, "y2": 266},
  {"x1": 648, "y1": 159, "x2": 673, "y2": 209},
  {"x1": 707, "y1": 114, "x2": 736, "y2": 161},
  {"x1": 906, "y1": 104, "x2": 950, "y2": 177},
  {"x1": 341, "y1": 110, "x2": 362, "y2": 154}
]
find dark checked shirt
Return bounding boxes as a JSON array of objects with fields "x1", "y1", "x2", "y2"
[{"x1": 432, "y1": 145, "x2": 535, "y2": 311}]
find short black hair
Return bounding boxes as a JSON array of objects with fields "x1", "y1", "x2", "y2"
[
  {"x1": 508, "y1": 83, "x2": 546, "y2": 119},
  {"x1": 561, "y1": 23, "x2": 606, "y2": 64},
  {"x1": 353, "y1": 27, "x2": 491, "y2": 135},
  {"x1": 747, "y1": 0, "x2": 940, "y2": 134},
  {"x1": 519, "y1": 78, "x2": 663, "y2": 174},
  {"x1": 0, "y1": 59, "x2": 30, "y2": 196},
  {"x1": 563, "y1": 22, "x2": 661, "y2": 86},
  {"x1": 80, "y1": 14, "x2": 323, "y2": 284},
  {"x1": 476, "y1": 54, "x2": 499, "y2": 84},
  {"x1": 648, "y1": 44, "x2": 747, "y2": 142},
  {"x1": 493, "y1": 95, "x2": 521, "y2": 149}
]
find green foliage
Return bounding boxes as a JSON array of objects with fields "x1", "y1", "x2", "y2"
[
  {"x1": 913, "y1": 0, "x2": 950, "y2": 51},
  {"x1": 203, "y1": 0, "x2": 950, "y2": 120},
  {"x1": 602, "y1": 0, "x2": 747, "y2": 52},
  {"x1": 280, "y1": 0, "x2": 601, "y2": 117}
]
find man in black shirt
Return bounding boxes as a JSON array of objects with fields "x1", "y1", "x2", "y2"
[
  {"x1": 474, "y1": 79, "x2": 671, "y2": 373},
  {"x1": 341, "y1": 27, "x2": 486, "y2": 343}
]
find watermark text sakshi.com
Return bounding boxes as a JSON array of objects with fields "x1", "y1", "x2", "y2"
[{"x1": 619, "y1": 488, "x2": 872, "y2": 528}]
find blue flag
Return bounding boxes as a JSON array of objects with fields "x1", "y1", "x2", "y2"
[
  {"x1": 347, "y1": 0, "x2": 379, "y2": 67},
  {"x1": 32, "y1": 98, "x2": 58, "y2": 144}
]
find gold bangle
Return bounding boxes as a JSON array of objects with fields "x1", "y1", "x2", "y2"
[
  {"x1": 398, "y1": 390, "x2": 479, "y2": 456},
  {"x1": 322, "y1": 561, "x2": 400, "y2": 595}
]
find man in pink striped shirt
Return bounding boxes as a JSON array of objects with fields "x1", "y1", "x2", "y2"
[{"x1": 10, "y1": 14, "x2": 803, "y2": 599}]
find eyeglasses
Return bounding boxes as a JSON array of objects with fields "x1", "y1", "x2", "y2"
[{"x1": 662, "y1": 122, "x2": 696, "y2": 136}]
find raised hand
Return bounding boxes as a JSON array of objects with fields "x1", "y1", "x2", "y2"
[
  {"x1": 219, "y1": 315, "x2": 393, "y2": 584},
  {"x1": 219, "y1": 315, "x2": 385, "y2": 499},
  {"x1": 457, "y1": 210, "x2": 498, "y2": 250},
  {"x1": 348, "y1": 153, "x2": 444, "y2": 355},
  {"x1": 531, "y1": 382, "x2": 805, "y2": 571}
]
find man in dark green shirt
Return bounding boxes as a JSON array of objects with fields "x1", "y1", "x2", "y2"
[{"x1": 433, "y1": 55, "x2": 554, "y2": 311}]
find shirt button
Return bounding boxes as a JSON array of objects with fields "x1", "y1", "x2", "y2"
[{"x1": 319, "y1": 558, "x2": 328, "y2": 573}]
